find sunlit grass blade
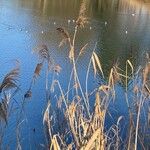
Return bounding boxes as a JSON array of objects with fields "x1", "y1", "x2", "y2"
[
  {"x1": 91, "y1": 54, "x2": 97, "y2": 77},
  {"x1": 93, "y1": 52, "x2": 104, "y2": 78},
  {"x1": 43, "y1": 101, "x2": 52, "y2": 144},
  {"x1": 50, "y1": 135, "x2": 61, "y2": 150},
  {"x1": 83, "y1": 128, "x2": 104, "y2": 150},
  {"x1": 127, "y1": 60, "x2": 134, "y2": 75},
  {"x1": 79, "y1": 43, "x2": 88, "y2": 56}
]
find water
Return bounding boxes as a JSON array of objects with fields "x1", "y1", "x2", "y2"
[{"x1": 0, "y1": 0, "x2": 150, "y2": 149}]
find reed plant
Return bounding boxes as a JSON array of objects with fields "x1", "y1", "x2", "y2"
[{"x1": 41, "y1": 0, "x2": 150, "y2": 149}]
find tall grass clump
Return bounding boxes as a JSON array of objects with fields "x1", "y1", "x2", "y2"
[
  {"x1": 27, "y1": 0, "x2": 150, "y2": 149},
  {"x1": 35, "y1": 0, "x2": 150, "y2": 149}
]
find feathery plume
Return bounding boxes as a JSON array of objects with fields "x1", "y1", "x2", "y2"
[
  {"x1": 33, "y1": 63, "x2": 43, "y2": 78},
  {"x1": 0, "y1": 68, "x2": 19, "y2": 93},
  {"x1": 33, "y1": 44, "x2": 50, "y2": 61},
  {"x1": 0, "y1": 93, "x2": 10, "y2": 124},
  {"x1": 76, "y1": 0, "x2": 88, "y2": 28},
  {"x1": 56, "y1": 27, "x2": 70, "y2": 47}
]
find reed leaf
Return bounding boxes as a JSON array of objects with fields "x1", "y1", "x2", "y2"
[
  {"x1": 91, "y1": 52, "x2": 104, "y2": 78},
  {"x1": 127, "y1": 60, "x2": 134, "y2": 75},
  {"x1": 43, "y1": 101, "x2": 51, "y2": 124},
  {"x1": 79, "y1": 43, "x2": 88, "y2": 56},
  {"x1": 91, "y1": 54, "x2": 97, "y2": 77},
  {"x1": 108, "y1": 65, "x2": 121, "y2": 88},
  {"x1": 93, "y1": 52, "x2": 104, "y2": 78},
  {"x1": 43, "y1": 101, "x2": 52, "y2": 144}
]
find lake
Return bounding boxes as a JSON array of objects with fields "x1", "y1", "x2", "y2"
[{"x1": 0, "y1": 0, "x2": 150, "y2": 149}]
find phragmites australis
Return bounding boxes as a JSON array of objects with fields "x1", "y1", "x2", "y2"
[
  {"x1": 56, "y1": 27, "x2": 70, "y2": 47},
  {"x1": 33, "y1": 44, "x2": 50, "y2": 61},
  {"x1": 0, "y1": 93, "x2": 11, "y2": 124},
  {"x1": 33, "y1": 63, "x2": 43, "y2": 78},
  {"x1": 76, "y1": 0, "x2": 88, "y2": 28},
  {"x1": 0, "y1": 68, "x2": 19, "y2": 93}
]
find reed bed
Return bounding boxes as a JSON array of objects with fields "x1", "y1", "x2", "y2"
[{"x1": 0, "y1": 0, "x2": 150, "y2": 149}]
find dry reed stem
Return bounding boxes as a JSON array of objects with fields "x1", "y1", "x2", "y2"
[
  {"x1": 83, "y1": 128, "x2": 104, "y2": 150},
  {"x1": 79, "y1": 92, "x2": 106, "y2": 150},
  {"x1": 69, "y1": 46, "x2": 74, "y2": 62},
  {"x1": 50, "y1": 135, "x2": 61, "y2": 150},
  {"x1": 67, "y1": 102, "x2": 80, "y2": 148}
]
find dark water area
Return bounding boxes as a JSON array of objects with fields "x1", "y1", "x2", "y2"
[{"x1": 0, "y1": 0, "x2": 150, "y2": 149}]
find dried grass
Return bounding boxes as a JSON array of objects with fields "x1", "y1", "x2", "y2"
[
  {"x1": 50, "y1": 135, "x2": 61, "y2": 150},
  {"x1": 69, "y1": 46, "x2": 74, "y2": 61}
]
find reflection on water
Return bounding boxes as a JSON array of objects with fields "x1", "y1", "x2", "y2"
[
  {"x1": 1, "y1": 0, "x2": 149, "y2": 71},
  {"x1": 88, "y1": 0, "x2": 150, "y2": 14},
  {"x1": 0, "y1": 0, "x2": 150, "y2": 148}
]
